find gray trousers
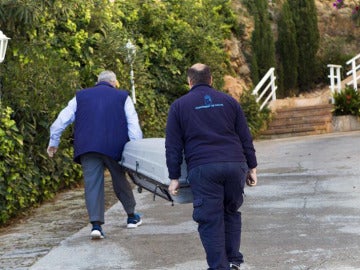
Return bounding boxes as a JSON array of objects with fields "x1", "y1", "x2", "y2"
[{"x1": 80, "y1": 152, "x2": 136, "y2": 224}]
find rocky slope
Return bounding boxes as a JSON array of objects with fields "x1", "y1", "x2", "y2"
[{"x1": 223, "y1": 0, "x2": 360, "y2": 100}]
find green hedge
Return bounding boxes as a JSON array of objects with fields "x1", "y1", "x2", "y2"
[
  {"x1": 0, "y1": 105, "x2": 82, "y2": 225},
  {"x1": 0, "y1": 106, "x2": 29, "y2": 223}
]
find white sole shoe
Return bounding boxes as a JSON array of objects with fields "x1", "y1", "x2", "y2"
[
  {"x1": 127, "y1": 219, "x2": 142, "y2": 229},
  {"x1": 90, "y1": 229, "x2": 104, "y2": 239}
]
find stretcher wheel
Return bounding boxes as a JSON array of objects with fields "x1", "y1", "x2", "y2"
[{"x1": 137, "y1": 186, "x2": 142, "y2": 193}]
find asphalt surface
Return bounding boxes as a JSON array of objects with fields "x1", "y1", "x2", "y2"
[{"x1": 3, "y1": 131, "x2": 360, "y2": 270}]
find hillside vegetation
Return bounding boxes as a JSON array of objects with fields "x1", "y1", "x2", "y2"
[{"x1": 225, "y1": 0, "x2": 359, "y2": 98}]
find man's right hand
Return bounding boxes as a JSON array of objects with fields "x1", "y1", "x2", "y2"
[
  {"x1": 47, "y1": 146, "x2": 58, "y2": 158},
  {"x1": 247, "y1": 168, "x2": 257, "y2": 186}
]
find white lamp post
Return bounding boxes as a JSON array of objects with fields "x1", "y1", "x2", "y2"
[
  {"x1": 0, "y1": 31, "x2": 10, "y2": 63},
  {"x1": 125, "y1": 40, "x2": 136, "y2": 104}
]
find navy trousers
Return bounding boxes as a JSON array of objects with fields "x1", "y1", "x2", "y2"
[
  {"x1": 188, "y1": 162, "x2": 248, "y2": 270},
  {"x1": 80, "y1": 152, "x2": 136, "y2": 224}
]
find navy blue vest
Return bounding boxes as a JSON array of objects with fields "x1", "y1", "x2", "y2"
[{"x1": 74, "y1": 81, "x2": 129, "y2": 163}]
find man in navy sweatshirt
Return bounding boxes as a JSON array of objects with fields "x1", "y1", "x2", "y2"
[
  {"x1": 166, "y1": 63, "x2": 258, "y2": 270},
  {"x1": 47, "y1": 70, "x2": 143, "y2": 239}
]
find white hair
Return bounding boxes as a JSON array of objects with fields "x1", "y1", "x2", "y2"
[{"x1": 97, "y1": 70, "x2": 117, "y2": 83}]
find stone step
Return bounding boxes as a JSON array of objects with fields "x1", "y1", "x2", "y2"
[
  {"x1": 261, "y1": 123, "x2": 331, "y2": 135},
  {"x1": 260, "y1": 127, "x2": 331, "y2": 139},
  {"x1": 273, "y1": 104, "x2": 333, "y2": 117},
  {"x1": 268, "y1": 114, "x2": 332, "y2": 128},
  {"x1": 260, "y1": 104, "x2": 334, "y2": 139}
]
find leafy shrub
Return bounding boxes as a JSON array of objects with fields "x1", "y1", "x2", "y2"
[
  {"x1": 239, "y1": 90, "x2": 272, "y2": 138},
  {"x1": 333, "y1": 86, "x2": 360, "y2": 116},
  {"x1": 0, "y1": 47, "x2": 83, "y2": 225},
  {"x1": 136, "y1": 88, "x2": 170, "y2": 138},
  {"x1": 317, "y1": 37, "x2": 353, "y2": 84},
  {"x1": 0, "y1": 106, "x2": 32, "y2": 223}
]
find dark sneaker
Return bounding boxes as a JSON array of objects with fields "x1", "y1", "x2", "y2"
[
  {"x1": 127, "y1": 213, "x2": 142, "y2": 228},
  {"x1": 90, "y1": 225, "x2": 105, "y2": 239},
  {"x1": 230, "y1": 262, "x2": 241, "y2": 270}
]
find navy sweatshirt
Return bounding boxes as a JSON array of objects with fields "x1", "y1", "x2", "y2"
[
  {"x1": 165, "y1": 84, "x2": 257, "y2": 179},
  {"x1": 74, "y1": 81, "x2": 129, "y2": 163}
]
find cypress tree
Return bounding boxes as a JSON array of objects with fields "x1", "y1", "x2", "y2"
[
  {"x1": 277, "y1": 1, "x2": 298, "y2": 96},
  {"x1": 250, "y1": 0, "x2": 276, "y2": 84},
  {"x1": 289, "y1": 0, "x2": 320, "y2": 92}
]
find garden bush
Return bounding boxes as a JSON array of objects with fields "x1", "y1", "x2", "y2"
[
  {"x1": 333, "y1": 86, "x2": 360, "y2": 116},
  {"x1": 239, "y1": 90, "x2": 271, "y2": 138},
  {"x1": 0, "y1": 106, "x2": 34, "y2": 223}
]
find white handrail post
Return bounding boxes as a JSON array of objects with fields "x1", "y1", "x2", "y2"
[
  {"x1": 327, "y1": 64, "x2": 342, "y2": 104},
  {"x1": 270, "y1": 69, "x2": 276, "y2": 101},
  {"x1": 345, "y1": 53, "x2": 360, "y2": 91},
  {"x1": 336, "y1": 66, "x2": 342, "y2": 92},
  {"x1": 351, "y1": 60, "x2": 357, "y2": 90}
]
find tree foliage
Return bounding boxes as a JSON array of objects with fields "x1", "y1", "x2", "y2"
[
  {"x1": 288, "y1": 0, "x2": 320, "y2": 91},
  {"x1": 276, "y1": 1, "x2": 298, "y2": 97},
  {"x1": 247, "y1": 0, "x2": 276, "y2": 84}
]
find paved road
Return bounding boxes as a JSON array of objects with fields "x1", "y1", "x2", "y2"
[{"x1": 2, "y1": 131, "x2": 360, "y2": 269}]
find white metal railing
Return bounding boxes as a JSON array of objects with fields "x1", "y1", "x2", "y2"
[
  {"x1": 327, "y1": 64, "x2": 342, "y2": 93},
  {"x1": 328, "y1": 53, "x2": 360, "y2": 104},
  {"x1": 345, "y1": 53, "x2": 360, "y2": 90},
  {"x1": 327, "y1": 64, "x2": 342, "y2": 103},
  {"x1": 252, "y1": 67, "x2": 277, "y2": 110}
]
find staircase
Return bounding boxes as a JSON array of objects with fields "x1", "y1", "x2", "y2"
[
  {"x1": 255, "y1": 53, "x2": 360, "y2": 139},
  {"x1": 260, "y1": 103, "x2": 334, "y2": 139}
]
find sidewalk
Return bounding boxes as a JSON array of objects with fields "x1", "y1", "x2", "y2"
[{"x1": 2, "y1": 131, "x2": 360, "y2": 269}]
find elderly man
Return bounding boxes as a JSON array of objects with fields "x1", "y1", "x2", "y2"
[{"x1": 47, "y1": 70, "x2": 143, "y2": 239}]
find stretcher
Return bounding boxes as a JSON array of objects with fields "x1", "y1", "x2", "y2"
[{"x1": 120, "y1": 138, "x2": 193, "y2": 204}]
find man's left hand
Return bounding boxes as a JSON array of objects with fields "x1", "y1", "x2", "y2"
[{"x1": 168, "y1": 179, "x2": 180, "y2": 196}]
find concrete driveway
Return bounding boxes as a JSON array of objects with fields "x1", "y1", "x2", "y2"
[{"x1": 30, "y1": 131, "x2": 360, "y2": 270}]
